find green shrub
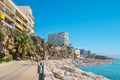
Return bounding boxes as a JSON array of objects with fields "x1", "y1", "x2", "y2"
[
  {"x1": 2, "y1": 55, "x2": 13, "y2": 62},
  {"x1": 9, "y1": 55, "x2": 13, "y2": 61},
  {"x1": 95, "y1": 55, "x2": 108, "y2": 60},
  {"x1": 0, "y1": 58, "x2": 2, "y2": 63},
  {"x1": 23, "y1": 56, "x2": 30, "y2": 61}
]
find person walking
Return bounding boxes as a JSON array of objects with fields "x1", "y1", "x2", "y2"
[{"x1": 38, "y1": 62, "x2": 44, "y2": 80}]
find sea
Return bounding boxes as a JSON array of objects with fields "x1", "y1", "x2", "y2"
[{"x1": 77, "y1": 56, "x2": 120, "y2": 80}]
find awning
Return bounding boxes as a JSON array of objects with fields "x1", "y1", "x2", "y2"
[
  {"x1": 0, "y1": 11, "x2": 5, "y2": 20},
  {"x1": 16, "y1": 16, "x2": 28, "y2": 28},
  {"x1": 23, "y1": 22, "x2": 28, "y2": 28},
  {"x1": 16, "y1": 17, "x2": 22, "y2": 23},
  {"x1": 16, "y1": 23, "x2": 23, "y2": 31}
]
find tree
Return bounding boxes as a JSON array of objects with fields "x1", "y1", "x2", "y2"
[{"x1": 15, "y1": 32, "x2": 31, "y2": 59}]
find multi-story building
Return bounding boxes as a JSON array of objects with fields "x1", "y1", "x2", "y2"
[
  {"x1": 48, "y1": 32, "x2": 69, "y2": 46},
  {"x1": 0, "y1": 0, "x2": 34, "y2": 33},
  {"x1": 17, "y1": 6, "x2": 34, "y2": 33},
  {"x1": 80, "y1": 49, "x2": 91, "y2": 57}
]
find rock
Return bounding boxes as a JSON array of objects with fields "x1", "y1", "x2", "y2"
[
  {"x1": 61, "y1": 65, "x2": 76, "y2": 73},
  {"x1": 52, "y1": 68, "x2": 65, "y2": 79},
  {"x1": 64, "y1": 71, "x2": 71, "y2": 76},
  {"x1": 86, "y1": 72, "x2": 97, "y2": 79},
  {"x1": 44, "y1": 72, "x2": 53, "y2": 77},
  {"x1": 95, "y1": 76, "x2": 109, "y2": 80},
  {"x1": 46, "y1": 60, "x2": 109, "y2": 80}
]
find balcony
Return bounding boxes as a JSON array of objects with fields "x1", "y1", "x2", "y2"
[
  {"x1": 23, "y1": 27, "x2": 28, "y2": 33},
  {"x1": 0, "y1": 4, "x2": 15, "y2": 21},
  {"x1": 0, "y1": 0, "x2": 4, "y2": 6},
  {"x1": 0, "y1": 8, "x2": 5, "y2": 20},
  {"x1": 0, "y1": 7, "x2": 5, "y2": 13},
  {"x1": 5, "y1": 19, "x2": 14, "y2": 26},
  {"x1": 0, "y1": 7, "x2": 15, "y2": 23},
  {"x1": 5, "y1": 12, "x2": 14, "y2": 23},
  {"x1": 6, "y1": 4, "x2": 15, "y2": 12},
  {"x1": 5, "y1": 5, "x2": 15, "y2": 16},
  {"x1": 2, "y1": 20, "x2": 15, "y2": 29},
  {"x1": 0, "y1": 0, "x2": 4, "y2": 3},
  {"x1": 5, "y1": 0, "x2": 16, "y2": 13},
  {"x1": 16, "y1": 16, "x2": 28, "y2": 28},
  {"x1": 15, "y1": 22, "x2": 23, "y2": 31}
]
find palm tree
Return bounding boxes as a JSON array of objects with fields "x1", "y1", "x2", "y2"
[
  {"x1": 0, "y1": 21, "x2": 5, "y2": 42},
  {"x1": 31, "y1": 35, "x2": 43, "y2": 58},
  {"x1": 27, "y1": 42, "x2": 36, "y2": 57},
  {"x1": 15, "y1": 32, "x2": 31, "y2": 59},
  {"x1": 0, "y1": 22, "x2": 5, "y2": 58}
]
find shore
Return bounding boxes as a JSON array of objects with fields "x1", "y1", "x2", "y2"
[
  {"x1": 45, "y1": 59, "x2": 114, "y2": 80},
  {"x1": 73, "y1": 58, "x2": 114, "y2": 66}
]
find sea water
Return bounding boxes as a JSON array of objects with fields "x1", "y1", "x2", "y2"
[{"x1": 77, "y1": 60, "x2": 120, "y2": 80}]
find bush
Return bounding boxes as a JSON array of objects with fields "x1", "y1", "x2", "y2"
[
  {"x1": 23, "y1": 56, "x2": 30, "y2": 61},
  {"x1": 0, "y1": 58, "x2": 2, "y2": 63},
  {"x1": 95, "y1": 55, "x2": 108, "y2": 60},
  {"x1": 2, "y1": 55, "x2": 13, "y2": 62}
]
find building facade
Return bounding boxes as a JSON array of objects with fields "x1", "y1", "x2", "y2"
[
  {"x1": 80, "y1": 49, "x2": 91, "y2": 57},
  {"x1": 48, "y1": 32, "x2": 69, "y2": 46},
  {"x1": 0, "y1": 0, "x2": 34, "y2": 33},
  {"x1": 17, "y1": 6, "x2": 34, "y2": 33}
]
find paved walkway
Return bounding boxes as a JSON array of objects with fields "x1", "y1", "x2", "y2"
[
  {"x1": 0, "y1": 61, "x2": 38, "y2": 80},
  {"x1": 0, "y1": 61, "x2": 56, "y2": 80}
]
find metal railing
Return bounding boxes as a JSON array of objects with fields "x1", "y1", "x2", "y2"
[
  {"x1": 5, "y1": 20, "x2": 14, "y2": 26},
  {"x1": 0, "y1": 7, "x2": 5, "y2": 13}
]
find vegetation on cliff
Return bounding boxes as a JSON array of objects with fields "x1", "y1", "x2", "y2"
[{"x1": 0, "y1": 22, "x2": 74, "y2": 62}]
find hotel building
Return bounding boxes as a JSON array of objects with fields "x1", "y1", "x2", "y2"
[
  {"x1": 0, "y1": 0, "x2": 34, "y2": 33},
  {"x1": 48, "y1": 32, "x2": 69, "y2": 46}
]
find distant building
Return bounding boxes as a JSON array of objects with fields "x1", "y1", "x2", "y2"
[
  {"x1": 48, "y1": 32, "x2": 69, "y2": 46},
  {"x1": 80, "y1": 49, "x2": 91, "y2": 57},
  {"x1": 71, "y1": 48, "x2": 80, "y2": 58}
]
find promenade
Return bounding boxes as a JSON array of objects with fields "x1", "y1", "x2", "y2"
[{"x1": 0, "y1": 61, "x2": 55, "y2": 80}]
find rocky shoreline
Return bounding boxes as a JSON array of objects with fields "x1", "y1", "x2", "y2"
[
  {"x1": 73, "y1": 58, "x2": 114, "y2": 66},
  {"x1": 45, "y1": 59, "x2": 113, "y2": 80}
]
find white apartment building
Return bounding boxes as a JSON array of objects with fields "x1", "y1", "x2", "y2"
[
  {"x1": 48, "y1": 32, "x2": 69, "y2": 46},
  {"x1": 0, "y1": 0, "x2": 34, "y2": 33}
]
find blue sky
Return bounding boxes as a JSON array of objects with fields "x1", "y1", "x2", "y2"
[{"x1": 13, "y1": 0, "x2": 120, "y2": 55}]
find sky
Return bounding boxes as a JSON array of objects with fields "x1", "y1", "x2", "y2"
[{"x1": 13, "y1": 0, "x2": 120, "y2": 55}]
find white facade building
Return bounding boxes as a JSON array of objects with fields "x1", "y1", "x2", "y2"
[{"x1": 48, "y1": 32, "x2": 69, "y2": 46}]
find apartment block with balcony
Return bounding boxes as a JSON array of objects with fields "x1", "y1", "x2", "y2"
[
  {"x1": 48, "y1": 32, "x2": 69, "y2": 46},
  {"x1": 0, "y1": 0, "x2": 34, "y2": 34},
  {"x1": 17, "y1": 6, "x2": 34, "y2": 33}
]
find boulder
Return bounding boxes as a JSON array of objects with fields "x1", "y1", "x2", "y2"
[
  {"x1": 52, "y1": 68, "x2": 65, "y2": 79},
  {"x1": 61, "y1": 65, "x2": 76, "y2": 73},
  {"x1": 95, "y1": 76, "x2": 109, "y2": 80},
  {"x1": 64, "y1": 71, "x2": 71, "y2": 76}
]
